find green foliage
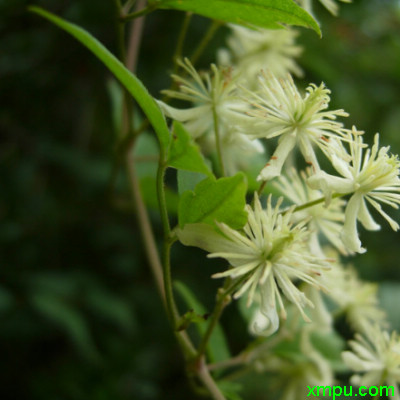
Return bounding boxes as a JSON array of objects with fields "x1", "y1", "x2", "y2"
[
  {"x1": 177, "y1": 170, "x2": 210, "y2": 194},
  {"x1": 31, "y1": 292, "x2": 101, "y2": 362},
  {"x1": 29, "y1": 6, "x2": 171, "y2": 150},
  {"x1": 2, "y1": 1, "x2": 399, "y2": 399},
  {"x1": 174, "y1": 281, "x2": 231, "y2": 362},
  {"x1": 310, "y1": 330, "x2": 347, "y2": 372},
  {"x1": 157, "y1": 0, "x2": 321, "y2": 35},
  {"x1": 379, "y1": 282, "x2": 400, "y2": 331},
  {"x1": 178, "y1": 173, "x2": 248, "y2": 229},
  {"x1": 167, "y1": 121, "x2": 213, "y2": 176}
]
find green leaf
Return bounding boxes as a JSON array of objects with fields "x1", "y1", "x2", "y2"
[
  {"x1": 379, "y1": 282, "x2": 400, "y2": 331},
  {"x1": 310, "y1": 330, "x2": 347, "y2": 372},
  {"x1": 134, "y1": 132, "x2": 159, "y2": 178},
  {"x1": 31, "y1": 293, "x2": 100, "y2": 362},
  {"x1": 85, "y1": 288, "x2": 137, "y2": 333},
  {"x1": 167, "y1": 121, "x2": 213, "y2": 177},
  {"x1": 177, "y1": 170, "x2": 209, "y2": 195},
  {"x1": 174, "y1": 281, "x2": 231, "y2": 363},
  {"x1": 157, "y1": 0, "x2": 320, "y2": 36},
  {"x1": 29, "y1": 6, "x2": 171, "y2": 149},
  {"x1": 217, "y1": 381, "x2": 244, "y2": 400},
  {"x1": 178, "y1": 173, "x2": 248, "y2": 229}
]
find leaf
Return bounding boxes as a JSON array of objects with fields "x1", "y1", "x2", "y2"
[
  {"x1": 217, "y1": 381, "x2": 244, "y2": 400},
  {"x1": 134, "y1": 132, "x2": 159, "y2": 179},
  {"x1": 178, "y1": 173, "x2": 248, "y2": 229},
  {"x1": 177, "y1": 170, "x2": 209, "y2": 195},
  {"x1": 85, "y1": 288, "x2": 137, "y2": 333},
  {"x1": 379, "y1": 282, "x2": 400, "y2": 331},
  {"x1": 0, "y1": 286, "x2": 14, "y2": 313},
  {"x1": 29, "y1": 6, "x2": 171, "y2": 149},
  {"x1": 158, "y1": 0, "x2": 320, "y2": 36},
  {"x1": 31, "y1": 293, "x2": 100, "y2": 362},
  {"x1": 310, "y1": 330, "x2": 347, "y2": 372},
  {"x1": 174, "y1": 281, "x2": 231, "y2": 363},
  {"x1": 167, "y1": 121, "x2": 213, "y2": 177}
]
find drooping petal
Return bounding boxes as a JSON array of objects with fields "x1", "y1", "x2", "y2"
[
  {"x1": 357, "y1": 196, "x2": 381, "y2": 231},
  {"x1": 341, "y1": 193, "x2": 366, "y2": 254},
  {"x1": 257, "y1": 132, "x2": 297, "y2": 181}
]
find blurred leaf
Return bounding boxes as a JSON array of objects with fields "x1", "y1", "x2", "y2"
[
  {"x1": 27, "y1": 273, "x2": 78, "y2": 298},
  {"x1": 0, "y1": 286, "x2": 14, "y2": 312},
  {"x1": 218, "y1": 381, "x2": 243, "y2": 400},
  {"x1": 31, "y1": 293, "x2": 100, "y2": 362},
  {"x1": 85, "y1": 288, "x2": 136, "y2": 333},
  {"x1": 379, "y1": 282, "x2": 400, "y2": 331},
  {"x1": 310, "y1": 330, "x2": 347, "y2": 372},
  {"x1": 178, "y1": 173, "x2": 248, "y2": 229},
  {"x1": 177, "y1": 170, "x2": 208, "y2": 195},
  {"x1": 29, "y1": 6, "x2": 171, "y2": 149},
  {"x1": 174, "y1": 281, "x2": 230, "y2": 363},
  {"x1": 157, "y1": 0, "x2": 321, "y2": 35},
  {"x1": 134, "y1": 132, "x2": 159, "y2": 178},
  {"x1": 167, "y1": 121, "x2": 213, "y2": 177},
  {"x1": 107, "y1": 78, "x2": 124, "y2": 134}
]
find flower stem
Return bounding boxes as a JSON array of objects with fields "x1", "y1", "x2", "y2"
[
  {"x1": 196, "y1": 274, "x2": 251, "y2": 361},
  {"x1": 197, "y1": 357, "x2": 227, "y2": 400},
  {"x1": 191, "y1": 20, "x2": 222, "y2": 66},
  {"x1": 212, "y1": 104, "x2": 226, "y2": 177},
  {"x1": 156, "y1": 160, "x2": 171, "y2": 235},
  {"x1": 121, "y1": 3, "x2": 158, "y2": 21},
  {"x1": 257, "y1": 180, "x2": 268, "y2": 196},
  {"x1": 126, "y1": 145, "x2": 165, "y2": 299},
  {"x1": 173, "y1": 12, "x2": 192, "y2": 69},
  {"x1": 288, "y1": 192, "x2": 351, "y2": 214}
]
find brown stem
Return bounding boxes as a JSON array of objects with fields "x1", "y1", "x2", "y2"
[{"x1": 126, "y1": 147, "x2": 166, "y2": 300}]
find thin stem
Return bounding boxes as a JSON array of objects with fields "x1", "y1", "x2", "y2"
[
  {"x1": 257, "y1": 180, "x2": 267, "y2": 196},
  {"x1": 126, "y1": 0, "x2": 147, "y2": 73},
  {"x1": 290, "y1": 192, "x2": 351, "y2": 214},
  {"x1": 208, "y1": 353, "x2": 247, "y2": 372},
  {"x1": 190, "y1": 20, "x2": 222, "y2": 67},
  {"x1": 113, "y1": 0, "x2": 126, "y2": 63},
  {"x1": 197, "y1": 357, "x2": 227, "y2": 400},
  {"x1": 163, "y1": 237, "x2": 180, "y2": 326},
  {"x1": 212, "y1": 104, "x2": 225, "y2": 177},
  {"x1": 197, "y1": 288, "x2": 230, "y2": 358},
  {"x1": 121, "y1": 3, "x2": 157, "y2": 21},
  {"x1": 197, "y1": 273, "x2": 251, "y2": 361},
  {"x1": 172, "y1": 12, "x2": 192, "y2": 70},
  {"x1": 156, "y1": 160, "x2": 171, "y2": 236},
  {"x1": 126, "y1": 146, "x2": 165, "y2": 300}
]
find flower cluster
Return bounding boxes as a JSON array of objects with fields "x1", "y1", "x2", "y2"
[
  {"x1": 178, "y1": 194, "x2": 330, "y2": 336},
  {"x1": 159, "y1": 9, "x2": 400, "y2": 399},
  {"x1": 343, "y1": 324, "x2": 400, "y2": 397}
]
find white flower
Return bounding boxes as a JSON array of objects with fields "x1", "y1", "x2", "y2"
[
  {"x1": 322, "y1": 261, "x2": 386, "y2": 332},
  {"x1": 218, "y1": 24, "x2": 303, "y2": 86},
  {"x1": 239, "y1": 71, "x2": 349, "y2": 181},
  {"x1": 274, "y1": 168, "x2": 348, "y2": 255},
  {"x1": 308, "y1": 127, "x2": 400, "y2": 253},
  {"x1": 252, "y1": 324, "x2": 333, "y2": 400},
  {"x1": 158, "y1": 58, "x2": 264, "y2": 175},
  {"x1": 158, "y1": 58, "x2": 240, "y2": 139},
  {"x1": 342, "y1": 324, "x2": 400, "y2": 400},
  {"x1": 177, "y1": 194, "x2": 330, "y2": 336},
  {"x1": 202, "y1": 129, "x2": 265, "y2": 176}
]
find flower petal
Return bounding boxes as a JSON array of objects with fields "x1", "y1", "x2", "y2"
[{"x1": 341, "y1": 193, "x2": 366, "y2": 254}]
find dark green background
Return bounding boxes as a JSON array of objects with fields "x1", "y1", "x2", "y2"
[{"x1": 1, "y1": 0, "x2": 400, "y2": 399}]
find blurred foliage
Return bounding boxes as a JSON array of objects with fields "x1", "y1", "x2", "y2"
[{"x1": 1, "y1": 0, "x2": 400, "y2": 399}]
